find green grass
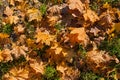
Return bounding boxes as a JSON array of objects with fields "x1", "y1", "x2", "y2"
[
  {"x1": 40, "y1": 4, "x2": 47, "y2": 16},
  {"x1": 43, "y1": 66, "x2": 60, "y2": 80},
  {"x1": 80, "y1": 71, "x2": 101, "y2": 80},
  {"x1": 2, "y1": 24, "x2": 13, "y2": 34},
  {"x1": 99, "y1": 37, "x2": 120, "y2": 59},
  {"x1": 55, "y1": 23, "x2": 64, "y2": 30}
]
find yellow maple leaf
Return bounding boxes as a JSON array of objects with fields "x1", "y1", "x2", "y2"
[{"x1": 35, "y1": 30, "x2": 55, "y2": 45}]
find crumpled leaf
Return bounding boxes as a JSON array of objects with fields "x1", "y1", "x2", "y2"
[
  {"x1": 11, "y1": 44, "x2": 28, "y2": 58},
  {"x1": 26, "y1": 8, "x2": 42, "y2": 22}
]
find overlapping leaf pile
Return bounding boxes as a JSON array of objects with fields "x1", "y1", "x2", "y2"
[{"x1": 0, "y1": 0, "x2": 120, "y2": 80}]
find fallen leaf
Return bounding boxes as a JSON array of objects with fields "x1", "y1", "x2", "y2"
[
  {"x1": 11, "y1": 44, "x2": 28, "y2": 58},
  {"x1": 35, "y1": 30, "x2": 55, "y2": 45},
  {"x1": 83, "y1": 9, "x2": 99, "y2": 23},
  {"x1": 26, "y1": 8, "x2": 42, "y2": 22},
  {"x1": 68, "y1": 27, "x2": 89, "y2": 46},
  {"x1": 4, "y1": 6, "x2": 13, "y2": 16}
]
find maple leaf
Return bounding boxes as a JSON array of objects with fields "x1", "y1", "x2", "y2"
[
  {"x1": 26, "y1": 8, "x2": 42, "y2": 22},
  {"x1": 3, "y1": 67, "x2": 29, "y2": 80},
  {"x1": 68, "y1": 0, "x2": 85, "y2": 16},
  {"x1": 83, "y1": 9, "x2": 99, "y2": 23},
  {"x1": 35, "y1": 30, "x2": 55, "y2": 45},
  {"x1": 47, "y1": 15, "x2": 60, "y2": 26},
  {"x1": 11, "y1": 44, "x2": 28, "y2": 58},
  {"x1": 86, "y1": 50, "x2": 117, "y2": 73},
  {"x1": 1, "y1": 49, "x2": 13, "y2": 62},
  {"x1": 4, "y1": 15, "x2": 19, "y2": 24},
  {"x1": 29, "y1": 59, "x2": 45, "y2": 74},
  {"x1": 68, "y1": 27, "x2": 89, "y2": 46},
  {"x1": 4, "y1": 6, "x2": 13, "y2": 16},
  {"x1": 14, "y1": 24, "x2": 25, "y2": 34}
]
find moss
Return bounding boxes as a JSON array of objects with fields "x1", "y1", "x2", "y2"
[
  {"x1": 43, "y1": 66, "x2": 60, "y2": 80},
  {"x1": 2, "y1": 24, "x2": 13, "y2": 34}
]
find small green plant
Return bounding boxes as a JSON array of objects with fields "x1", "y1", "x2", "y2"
[
  {"x1": 43, "y1": 66, "x2": 59, "y2": 80},
  {"x1": 99, "y1": 37, "x2": 120, "y2": 59},
  {"x1": 55, "y1": 23, "x2": 64, "y2": 30},
  {"x1": 36, "y1": 45, "x2": 50, "y2": 57},
  {"x1": 78, "y1": 44, "x2": 86, "y2": 58},
  {"x1": 2, "y1": 24, "x2": 12, "y2": 34},
  {"x1": 40, "y1": 4, "x2": 47, "y2": 16},
  {"x1": 80, "y1": 71, "x2": 101, "y2": 80}
]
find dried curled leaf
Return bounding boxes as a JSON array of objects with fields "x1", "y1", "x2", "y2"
[{"x1": 26, "y1": 8, "x2": 42, "y2": 22}]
